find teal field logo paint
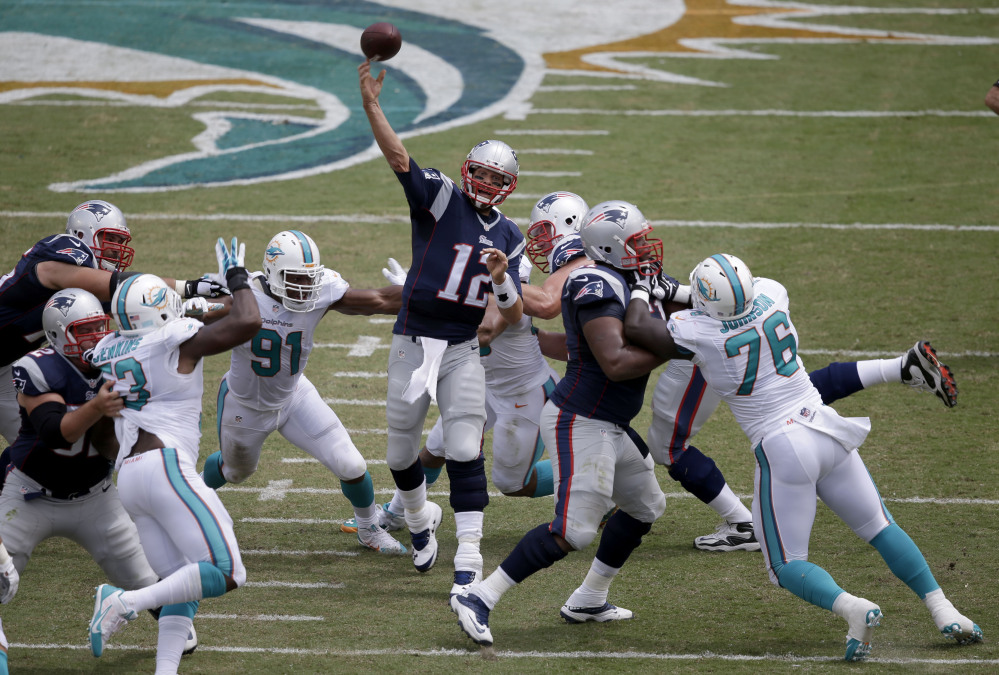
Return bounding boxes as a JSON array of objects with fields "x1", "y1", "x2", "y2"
[{"x1": 0, "y1": 0, "x2": 525, "y2": 192}]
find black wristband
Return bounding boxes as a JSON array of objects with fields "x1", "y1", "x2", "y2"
[
  {"x1": 225, "y1": 267, "x2": 250, "y2": 292},
  {"x1": 994, "y1": 78, "x2": 999, "y2": 89}
]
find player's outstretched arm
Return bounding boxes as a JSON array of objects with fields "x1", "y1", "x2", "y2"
[
  {"x1": 623, "y1": 293, "x2": 686, "y2": 361},
  {"x1": 522, "y1": 257, "x2": 587, "y2": 320},
  {"x1": 330, "y1": 285, "x2": 403, "y2": 316},
  {"x1": 582, "y1": 316, "x2": 664, "y2": 382},
  {"x1": 179, "y1": 238, "x2": 261, "y2": 369},
  {"x1": 359, "y1": 59, "x2": 410, "y2": 172}
]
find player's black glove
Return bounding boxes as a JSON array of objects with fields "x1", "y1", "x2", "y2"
[
  {"x1": 626, "y1": 269, "x2": 655, "y2": 302},
  {"x1": 653, "y1": 271, "x2": 682, "y2": 303},
  {"x1": 184, "y1": 277, "x2": 231, "y2": 299}
]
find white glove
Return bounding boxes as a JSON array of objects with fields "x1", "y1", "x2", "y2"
[
  {"x1": 0, "y1": 553, "x2": 19, "y2": 604},
  {"x1": 183, "y1": 297, "x2": 213, "y2": 316},
  {"x1": 215, "y1": 236, "x2": 246, "y2": 278},
  {"x1": 382, "y1": 257, "x2": 408, "y2": 286}
]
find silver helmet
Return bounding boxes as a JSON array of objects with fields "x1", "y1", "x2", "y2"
[
  {"x1": 526, "y1": 191, "x2": 589, "y2": 273},
  {"x1": 42, "y1": 288, "x2": 112, "y2": 361},
  {"x1": 579, "y1": 200, "x2": 662, "y2": 275},
  {"x1": 66, "y1": 200, "x2": 134, "y2": 272},
  {"x1": 460, "y1": 140, "x2": 519, "y2": 207}
]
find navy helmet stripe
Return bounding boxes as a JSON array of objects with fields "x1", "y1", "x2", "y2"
[
  {"x1": 711, "y1": 254, "x2": 745, "y2": 316},
  {"x1": 289, "y1": 230, "x2": 313, "y2": 263},
  {"x1": 115, "y1": 275, "x2": 142, "y2": 331}
]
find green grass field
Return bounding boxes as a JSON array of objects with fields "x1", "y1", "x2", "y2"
[{"x1": 1, "y1": 1, "x2": 998, "y2": 672}]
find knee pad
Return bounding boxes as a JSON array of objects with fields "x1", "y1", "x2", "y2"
[
  {"x1": 442, "y1": 413, "x2": 485, "y2": 463},
  {"x1": 667, "y1": 445, "x2": 725, "y2": 504},
  {"x1": 809, "y1": 361, "x2": 863, "y2": 405},
  {"x1": 446, "y1": 457, "x2": 489, "y2": 513},
  {"x1": 595, "y1": 509, "x2": 652, "y2": 569},
  {"x1": 220, "y1": 443, "x2": 259, "y2": 484}
]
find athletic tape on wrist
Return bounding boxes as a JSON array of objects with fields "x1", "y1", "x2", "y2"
[
  {"x1": 630, "y1": 288, "x2": 651, "y2": 304},
  {"x1": 493, "y1": 273, "x2": 518, "y2": 309}
]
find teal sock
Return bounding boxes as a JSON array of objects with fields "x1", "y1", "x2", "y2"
[
  {"x1": 424, "y1": 463, "x2": 443, "y2": 486},
  {"x1": 777, "y1": 559, "x2": 844, "y2": 610},
  {"x1": 0, "y1": 650, "x2": 7, "y2": 675},
  {"x1": 341, "y1": 472, "x2": 375, "y2": 508},
  {"x1": 202, "y1": 451, "x2": 226, "y2": 489},
  {"x1": 871, "y1": 524, "x2": 939, "y2": 598},
  {"x1": 532, "y1": 459, "x2": 554, "y2": 498},
  {"x1": 198, "y1": 562, "x2": 227, "y2": 598}
]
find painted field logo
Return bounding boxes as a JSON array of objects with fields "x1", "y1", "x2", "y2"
[{"x1": 0, "y1": 0, "x2": 525, "y2": 192}]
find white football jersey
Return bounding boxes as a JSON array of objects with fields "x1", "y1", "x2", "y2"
[
  {"x1": 91, "y1": 318, "x2": 205, "y2": 469},
  {"x1": 482, "y1": 255, "x2": 553, "y2": 398},
  {"x1": 667, "y1": 277, "x2": 824, "y2": 447},
  {"x1": 225, "y1": 269, "x2": 348, "y2": 410}
]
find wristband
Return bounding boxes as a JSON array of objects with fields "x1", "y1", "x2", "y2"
[
  {"x1": 674, "y1": 284, "x2": 691, "y2": 305},
  {"x1": 225, "y1": 267, "x2": 250, "y2": 292},
  {"x1": 994, "y1": 78, "x2": 999, "y2": 88},
  {"x1": 630, "y1": 288, "x2": 651, "y2": 304},
  {"x1": 493, "y1": 273, "x2": 518, "y2": 309}
]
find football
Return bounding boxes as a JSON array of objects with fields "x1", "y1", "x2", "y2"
[{"x1": 360, "y1": 22, "x2": 402, "y2": 62}]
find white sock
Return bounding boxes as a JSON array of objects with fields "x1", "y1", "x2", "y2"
[
  {"x1": 567, "y1": 558, "x2": 619, "y2": 607},
  {"x1": 353, "y1": 503, "x2": 378, "y2": 530},
  {"x1": 474, "y1": 566, "x2": 517, "y2": 609},
  {"x1": 123, "y1": 563, "x2": 205, "y2": 612},
  {"x1": 856, "y1": 357, "x2": 904, "y2": 387},
  {"x1": 154, "y1": 615, "x2": 191, "y2": 675},
  {"x1": 388, "y1": 489, "x2": 405, "y2": 515},
  {"x1": 707, "y1": 484, "x2": 752, "y2": 523},
  {"x1": 923, "y1": 588, "x2": 957, "y2": 629},
  {"x1": 398, "y1": 481, "x2": 428, "y2": 531}
]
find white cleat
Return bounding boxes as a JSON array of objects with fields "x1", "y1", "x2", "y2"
[
  {"x1": 844, "y1": 599, "x2": 881, "y2": 662},
  {"x1": 182, "y1": 625, "x2": 198, "y2": 656},
  {"x1": 89, "y1": 584, "x2": 137, "y2": 657},
  {"x1": 450, "y1": 589, "x2": 493, "y2": 647},
  {"x1": 935, "y1": 607, "x2": 984, "y2": 645},
  {"x1": 410, "y1": 501, "x2": 443, "y2": 572},
  {"x1": 357, "y1": 523, "x2": 408, "y2": 555},
  {"x1": 560, "y1": 602, "x2": 634, "y2": 624},
  {"x1": 694, "y1": 521, "x2": 760, "y2": 552}
]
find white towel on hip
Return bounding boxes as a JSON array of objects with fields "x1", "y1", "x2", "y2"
[{"x1": 402, "y1": 337, "x2": 448, "y2": 403}]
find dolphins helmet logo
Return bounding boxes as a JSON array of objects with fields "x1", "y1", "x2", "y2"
[
  {"x1": 265, "y1": 244, "x2": 285, "y2": 264},
  {"x1": 694, "y1": 276, "x2": 719, "y2": 303},
  {"x1": 140, "y1": 286, "x2": 169, "y2": 310}
]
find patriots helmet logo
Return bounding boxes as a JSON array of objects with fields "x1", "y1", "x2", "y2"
[
  {"x1": 265, "y1": 244, "x2": 285, "y2": 263},
  {"x1": 574, "y1": 279, "x2": 605, "y2": 301},
  {"x1": 56, "y1": 247, "x2": 91, "y2": 266},
  {"x1": 535, "y1": 191, "x2": 574, "y2": 214},
  {"x1": 695, "y1": 276, "x2": 719, "y2": 303},
  {"x1": 140, "y1": 286, "x2": 169, "y2": 310},
  {"x1": 46, "y1": 294, "x2": 76, "y2": 317},
  {"x1": 597, "y1": 207, "x2": 630, "y2": 228},
  {"x1": 75, "y1": 201, "x2": 113, "y2": 222}
]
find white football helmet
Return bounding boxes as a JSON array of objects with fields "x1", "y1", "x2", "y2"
[
  {"x1": 460, "y1": 140, "x2": 519, "y2": 207},
  {"x1": 112, "y1": 274, "x2": 184, "y2": 336},
  {"x1": 526, "y1": 191, "x2": 589, "y2": 273},
  {"x1": 42, "y1": 289, "x2": 112, "y2": 362},
  {"x1": 579, "y1": 200, "x2": 662, "y2": 275},
  {"x1": 262, "y1": 230, "x2": 324, "y2": 312},
  {"x1": 66, "y1": 200, "x2": 134, "y2": 272},
  {"x1": 689, "y1": 254, "x2": 756, "y2": 320}
]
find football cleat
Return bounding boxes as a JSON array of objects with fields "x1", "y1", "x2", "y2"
[
  {"x1": 340, "y1": 502, "x2": 405, "y2": 534},
  {"x1": 450, "y1": 570, "x2": 477, "y2": 602},
  {"x1": 901, "y1": 341, "x2": 958, "y2": 408},
  {"x1": 410, "y1": 501, "x2": 443, "y2": 573},
  {"x1": 182, "y1": 626, "x2": 198, "y2": 656},
  {"x1": 357, "y1": 523, "x2": 408, "y2": 555},
  {"x1": 843, "y1": 599, "x2": 881, "y2": 662},
  {"x1": 560, "y1": 602, "x2": 634, "y2": 624},
  {"x1": 450, "y1": 590, "x2": 494, "y2": 646},
  {"x1": 694, "y1": 521, "x2": 761, "y2": 552},
  {"x1": 933, "y1": 604, "x2": 983, "y2": 645},
  {"x1": 89, "y1": 584, "x2": 137, "y2": 657}
]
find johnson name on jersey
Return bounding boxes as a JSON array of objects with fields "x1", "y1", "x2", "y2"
[
  {"x1": 225, "y1": 269, "x2": 347, "y2": 410},
  {"x1": 0, "y1": 235, "x2": 99, "y2": 366},
  {"x1": 667, "y1": 277, "x2": 822, "y2": 446},
  {"x1": 392, "y1": 157, "x2": 525, "y2": 343},
  {"x1": 91, "y1": 318, "x2": 204, "y2": 468},
  {"x1": 8, "y1": 348, "x2": 111, "y2": 494}
]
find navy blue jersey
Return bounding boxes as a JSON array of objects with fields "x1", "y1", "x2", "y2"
[
  {"x1": 551, "y1": 263, "x2": 663, "y2": 425},
  {"x1": 393, "y1": 157, "x2": 525, "y2": 342},
  {"x1": 550, "y1": 234, "x2": 586, "y2": 273},
  {"x1": 0, "y1": 234, "x2": 99, "y2": 366},
  {"x1": 8, "y1": 347, "x2": 112, "y2": 494}
]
